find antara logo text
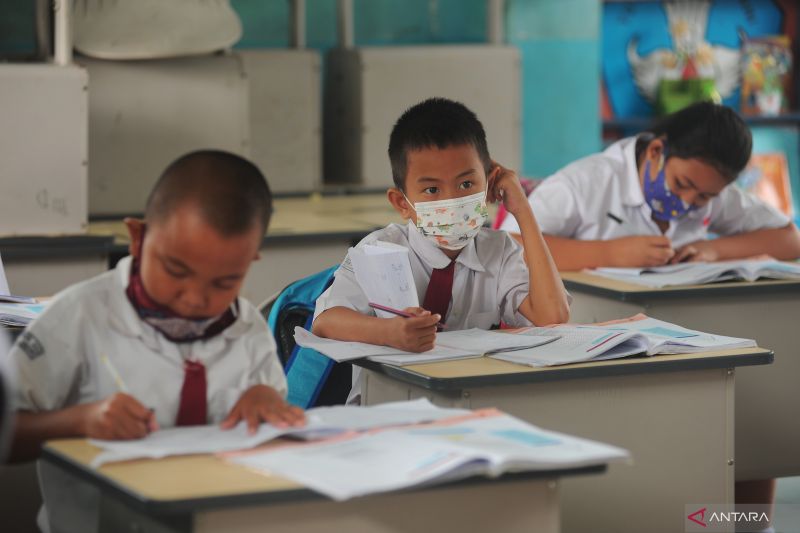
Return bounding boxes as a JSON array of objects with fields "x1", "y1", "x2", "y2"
[{"x1": 687, "y1": 507, "x2": 769, "y2": 527}]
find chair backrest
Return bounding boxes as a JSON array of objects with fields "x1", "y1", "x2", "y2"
[
  {"x1": 491, "y1": 177, "x2": 539, "y2": 230},
  {"x1": 264, "y1": 265, "x2": 352, "y2": 408}
]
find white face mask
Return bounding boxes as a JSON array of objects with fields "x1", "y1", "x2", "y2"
[{"x1": 405, "y1": 190, "x2": 489, "y2": 250}]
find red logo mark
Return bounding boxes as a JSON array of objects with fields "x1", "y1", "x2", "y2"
[{"x1": 688, "y1": 507, "x2": 707, "y2": 527}]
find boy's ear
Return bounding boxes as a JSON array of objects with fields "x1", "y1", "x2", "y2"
[
  {"x1": 387, "y1": 188, "x2": 414, "y2": 220},
  {"x1": 124, "y1": 217, "x2": 146, "y2": 259}
]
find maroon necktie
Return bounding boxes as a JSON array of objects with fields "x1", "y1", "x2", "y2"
[
  {"x1": 176, "y1": 360, "x2": 207, "y2": 426},
  {"x1": 422, "y1": 261, "x2": 455, "y2": 323}
]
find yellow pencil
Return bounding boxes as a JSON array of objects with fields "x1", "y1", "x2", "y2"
[{"x1": 99, "y1": 354, "x2": 129, "y2": 394}]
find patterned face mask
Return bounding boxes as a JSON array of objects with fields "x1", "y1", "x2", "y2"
[
  {"x1": 643, "y1": 148, "x2": 694, "y2": 222},
  {"x1": 405, "y1": 190, "x2": 489, "y2": 250}
]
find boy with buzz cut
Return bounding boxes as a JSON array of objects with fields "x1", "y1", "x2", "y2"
[
  {"x1": 10, "y1": 150, "x2": 304, "y2": 467},
  {"x1": 313, "y1": 97, "x2": 570, "y2": 403}
]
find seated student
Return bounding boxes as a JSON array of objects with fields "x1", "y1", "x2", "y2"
[
  {"x1": 500, "y1": 102, "x2": 800, "y2": 270},
  {"x1": 313, "y1": 97, "x2": 570, "y2": 403},
  {"x1": 9, "y1": 150, "x2": 304, "y2": 464}
]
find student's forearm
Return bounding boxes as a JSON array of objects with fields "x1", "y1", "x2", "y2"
[
  {"x1": 514, "y1": 210, "x2": 570, "y2": 325},
  {"x1": 10, "y1": 407, "x2": 89, "y2": 463},
  {"x1": 709, "y1": 224, "x2": 800, "y2": 261},
  {"x1": 312, "y1": 307, "x2": 392, "y2": 345}
]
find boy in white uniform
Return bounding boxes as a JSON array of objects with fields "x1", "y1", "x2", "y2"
[
  {"x1": 9, "y1": 150, "x2": 303, "y2": 464},
  {"x1": 313, "y1": 98, "x2": 570, "y2": 403},
  {"x1": 501, "y1": 102, "x2": 800, "y2": 270}
]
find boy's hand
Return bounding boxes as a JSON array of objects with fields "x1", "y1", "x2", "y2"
[
  {"x1": 82, "y1": 393, "x2": 158, "y2": 440},
  {"x1": 221, "y1": 385, "x2": 305, "y2": 434},
  {"x1": 487, "y1": 162, "x2": 530, "y2": 218},
  {"x1": 386, "y1": 307, "x2": 439, "y2": 353},
  {"x1": 608, "y1": 236, "x2": 675, "y2": 267},
  {"x1": 671, "y1": 240, "x2": 719, "y2": 264}
]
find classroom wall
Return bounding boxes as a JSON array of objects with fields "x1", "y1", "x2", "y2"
[{"x1": 231, "y1": 0, "x2": 601, "y2": 179}]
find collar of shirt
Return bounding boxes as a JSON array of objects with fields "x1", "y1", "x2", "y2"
[
  {"x1": 405, "y1": 220, "x2": 487, "y2": 273},
  {"x1": 107, "y1": 256, "x2": 252, "y2": 345}
]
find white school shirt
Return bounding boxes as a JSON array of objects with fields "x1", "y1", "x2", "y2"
[
  {"x1": 314, "y1": 221, "x2": 551, "y2": 403},
  {"x1": 11, "y1": 255, "x2": 287, "y2": 426},
  {"x1": 500, "y1": 137, "x2": 790, "y2": 248}
]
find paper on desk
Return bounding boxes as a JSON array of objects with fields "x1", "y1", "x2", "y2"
[
  {"x1": 292, "y1": 327, "x2": 461, "y2": 362},
  {"x1": 591, "y1": 259, "x2": 800, "y2": 288},
  {"x1": 0, "y1": 252, "x2": 8, "y2": 296},
  {"x1": 294, "y1": 327, "x2": 559, "y2": 365},
  {"x1": 88, "y1": 399, "x2": 468, "y2": 466},
  {"x1": 349, "y1": 242, "x2": 419, "y2": 317},
  {"x1": 228, "y1": 410, "x2": 630, "y2": 501},
  {"x1": 368, "y1": 329, "x2": 560, "y2": 366},
  {"x1": 493, "y1": 316, "x2": 755, "y2": 367}
]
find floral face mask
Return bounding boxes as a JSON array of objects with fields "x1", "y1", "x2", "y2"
[{"x1": 405, "y1": 190, "x2": 489, "y2": 250}]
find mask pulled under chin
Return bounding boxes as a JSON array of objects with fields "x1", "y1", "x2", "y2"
[
  {"x1": 126, "y1": 258, "x2": 237, "y2": 343},
  {"x1": 406, "y1": 190, "x2": 489, "y2": 250},
  {"x1": 643, "y1": 148, "x2": 693, "y2": 222}
]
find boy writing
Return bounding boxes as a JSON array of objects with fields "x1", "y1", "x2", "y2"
[{"x1": 10, "y1": 150, "x2": 303, "y2": 464}]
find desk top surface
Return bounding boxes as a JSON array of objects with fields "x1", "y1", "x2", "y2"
[
  {"x1": 43, "y1": 435, "x2": 604, "y2": 516},
  {"x1": 356, "y1": 347, "x2": 773, "y2": 391},
  {"x1": 560, "y1": 271, "x2": 800, "y2": 301}
]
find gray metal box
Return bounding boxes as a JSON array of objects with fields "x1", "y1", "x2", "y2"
[
  {"x1": 81, "y1": 54, "x2": 249, "y2": 216},
  {"x1": 83, "y1": 50, "x2": 322, "y2": 216},
  {"x1": 239, "y1": 50, "x2": 322, "y2": 194},
  {"x1": 324, "y1": 46, "x2": 521, "y2": 188},
  {"x1": 0, "y1": 64, "x2": 88, "y2": 236}
]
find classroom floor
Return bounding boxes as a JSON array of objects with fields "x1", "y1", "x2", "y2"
[{"x1": 775, "y1": 477, "x2": 800, "y2": 532}]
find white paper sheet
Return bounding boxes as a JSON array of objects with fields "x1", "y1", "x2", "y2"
[
  {"x1": 229, "y1": 411, "x2": 630, "y2": 501},
  {"x1": 295, "y1": 327, "x2": 559, "y2": 365},
  {"x1": 88, "y1": 399, "x2": 468, "y2": 466},
  {"x1": 0, "y1": 253, "x2": 9, "y2": 296},
  {"x1": 349, "y1": 241, "x2": 419, "y2": 317},
  {"x1": 591, "y1": 260, "x2": 800, "y2": 288}
]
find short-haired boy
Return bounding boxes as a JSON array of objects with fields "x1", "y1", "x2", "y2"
[{"x1": 313, "y1": 97, "x2": 570, "y2": 403}]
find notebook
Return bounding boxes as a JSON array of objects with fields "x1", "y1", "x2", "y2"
[
  {"x1": 492, "y1": 315, "x2": 755, "y2": 367},
  {"x1": 590, "y1": 259, "x2": 800, "y2": 288},
  {"x1": 294, "y1": 326, "x2": 560, "y2": 365}
]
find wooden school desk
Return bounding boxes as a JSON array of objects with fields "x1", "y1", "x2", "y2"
[
  {"x1": 561, "y1": 271, "x2": 800, "y2": 482},
  {"x1": 40, "y1": 439, "x2": 607, "y2": 533},
  {"x1": 357, "y1": 347, "x2": 773, "y2": 533}
]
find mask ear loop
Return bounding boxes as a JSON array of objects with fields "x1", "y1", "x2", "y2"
[{"x1": 401, "y1": 192, "x2": 417, "y2": 213}]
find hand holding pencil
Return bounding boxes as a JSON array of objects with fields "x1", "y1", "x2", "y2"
[{"x1": 369, "y1": 304, "x2": 442, "y2": 353}]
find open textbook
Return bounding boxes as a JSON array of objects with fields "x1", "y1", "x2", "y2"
[
  {"x1": 590, "y1": 259, "x2": 800, "y2": 288},
  {"x1": 228, "y1": 409, "x2": 630, "y2": 501},
  {"x1": 88, "y1": 399, "x2": 469, "y2": 466},
  {"x1": 492, "y1": 315, "x2": 755, "y2": 367},
  {"x1": 294, "y1": 326, "x2": 559, "y2": 365}
]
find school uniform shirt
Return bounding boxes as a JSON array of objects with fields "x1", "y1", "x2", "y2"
[
  {"x1": 314, "y1": 220, "x2": 559, "y2": 404},
  {"x1": 499, "y1": 137, "x2": 791, "y2": 248},
  {"x1": 11, "y1": 255, "x2": 287, "y2": 426}
]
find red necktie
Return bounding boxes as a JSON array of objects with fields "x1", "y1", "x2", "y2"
[
  {"x1": 176, "y1": 360, "x2": 207, "y2": 426},
  {"x1": 422, "y1": 261, "x2": 455, "y2": 323}
]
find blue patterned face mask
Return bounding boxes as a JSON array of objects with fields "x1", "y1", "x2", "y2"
[{"x1": 643, "y1": 148, "x2": 693, "y2": 222}]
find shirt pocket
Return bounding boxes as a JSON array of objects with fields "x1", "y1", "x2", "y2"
[{"x1": 464, "y1": 311, "x2": 500, "y2": 330}]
